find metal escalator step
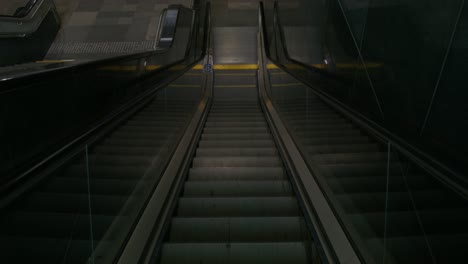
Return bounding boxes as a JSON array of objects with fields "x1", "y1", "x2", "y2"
[
  {"x1": 192, "y1": 157, "x2": 282, "y2": 167},
  {"x1": 202, "y1": 133, "x2": 271, "y2": 140},
  {"x1": 199, "y1": 140, "x2": 274, "y2": 148},
  {"x1": 196, "y1": 147, "x2": 277, "y2": 157},
  {"x1": 203, "y1": 127, "x2": 269, "y2": 133},
  {"x1": 212, "y1": 101, "x2": 259, "y2": 105},
  {"x1": 211, "y1": 103, "x2": 259, "y2": 107},
  {"x1": 208, "y1": 113, "x2": 264, "y2": 118},
  {"x1": 210, "y1": 109, "x2": 263, "y2": 113},
  {"x1": 159, "y1": 242, "x2": 309, "y2": 264},
  {"x1": 205, "y1": 121, "x2": 268, "y2": 127},
  {"x1": 168, "y1": 217, "x2": 307, "y2": 242},
  {"x1": 183, "y1": 181, "x2": 293, "y2": 197},
  {"x1": 210, "y1": 106, "x2": 261, "y2": 110},
  {"x1": 207, "y1": 117, "x2": 265, "y2": 122},
  {"x1": 176, "y1": 197, "x2": 300, "y2": 217},
  {"x1": 188, "y1": 167, "x2": 285, "y2": 181}
]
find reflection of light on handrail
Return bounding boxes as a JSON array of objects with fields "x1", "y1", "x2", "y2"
[
  {"x1": 36, "y1": 60, "x2": 75, "y2": 63},
  {"x1": 99, "y1": 65, "x2": 162, "y2": 71}
]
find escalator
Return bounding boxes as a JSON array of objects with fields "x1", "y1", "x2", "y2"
[
  {"x1": 1, "y1": 1, "x2": 467, "y2": 264},
  {"x1": 156, "y1": 69, "x2": 315, "y2": 264},
  {"x1": 268, "y1": 68, "x2": 468, "y2": 263},
  {"x1": 261, "y1": 1, "x2": 468, "y2": 262},
  {"x1": 0, "y1": 70, "x2": 202, "y2": 263}
]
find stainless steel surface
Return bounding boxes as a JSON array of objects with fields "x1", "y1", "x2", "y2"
[{"x1": 213, "y1": 27, "x2": 257, "y2": 64}]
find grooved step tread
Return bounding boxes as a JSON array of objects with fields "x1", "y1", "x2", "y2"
[
  {"x1": 196, "y1": 147, "x2": 278, "y2": 157},
  {"x1": 159, "y1": 242, "x2": 309, "y2": 264},
  {"x1": 176, "y1": 197, "x2": 300, "y2": 217},
  {"x1": 168, "y1": 217, "x2": 307, "y2": 242},
  {"x1": 199, "y1": 140, "x2": 274, "y2": 148},
  {"x1": 183, "y1": 181, "x2": 293, "y2": 197},
  {"x1": 188, "y1": 167, "x2": 286, "y2": 181},
  {"x1": 202, "y1": 133, "x2": 272, "y2": 140},
  {"x1": 192, "y1": 157, "x2": 282, "y2": 167}
]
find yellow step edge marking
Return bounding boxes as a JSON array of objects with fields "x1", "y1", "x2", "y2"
[
  {"x1": 266, "y1": 64, "x2": 279, "y2": 69},
  {"x1": 215, "y1": 85, "x2": 256, "y2": 88},
  {"x1": 213, "y1": 64, "x2": 258, "y2": 70},
  {"x1": 272, "y1": 83, "x2": 303, "y2": 87},
  {"x1": 216, "y1": 73, "x2": 256, "y2": 76},
  {"x1": 146, "y1": 65, "x2": 161, "y2": 70},
  {"x1": 95, "y1": 62, "x2": 383, "y2": 72},
  {"x1": 194, "y1": 64, "x2": 258, "y2": 70},
  {"x1": 99, "y1": 64, "x2": 273, "y2": 72},
  {"x1": 169, "y1": 65, "x2": 187, "y2": 70}
]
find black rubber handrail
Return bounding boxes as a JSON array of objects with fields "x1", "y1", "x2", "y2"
[
  {"x1": 0, "y1": 0, "x2": 38, "y2": 18},
  {"x1": 263, "y1": 0, "x2": 468, "y2": 200}
]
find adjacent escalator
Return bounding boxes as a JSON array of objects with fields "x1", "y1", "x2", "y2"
[
  {"x1": 0, "y1": 69, "x2": 203, "y2": 263},
  {"x1": 268, "y1": 66, "x2": 468, "y2": 263}
]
